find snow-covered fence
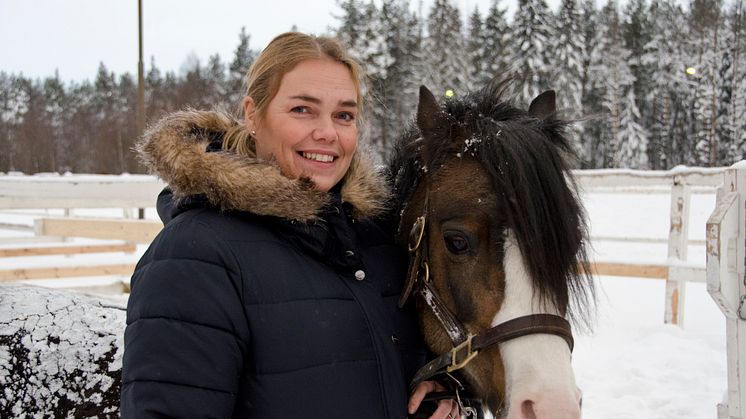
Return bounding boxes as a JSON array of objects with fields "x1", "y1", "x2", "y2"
[
  {"x1": 0, "y1": 169, "x2": 727, "y2": 321},
  {"x1": 706, "y1": 161, "x2": 746, "y2": 419},
  {"x1": 576, "y1": 166, "x2": 726, "y2": 326},
  {"x1": 0, "y1": 173, "x2": 165, "y2": 212},
  {"x1": 0, "y1": 174, "x2": 166, "y2": 283}
]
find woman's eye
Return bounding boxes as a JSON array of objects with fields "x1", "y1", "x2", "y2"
[
  {"x1": 444, "y1": 232, "x2": 470, "y2": 254},
  {"x1": 290, "y1": 106, "x2": 309, "y2": 114},
  {"x1": 336, "y1": 111, "x2": 355, "y2": 122}
]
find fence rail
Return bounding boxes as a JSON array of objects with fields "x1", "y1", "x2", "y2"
[
  {"x1": 577, "y1": 165, "x2": 725, "y2": 325},
  {"x1": 706, "y1": 161, "x2": 746, "y2": 419},
  {"x1": 0, "y1": 168, "x2": 728, "y2": 324}
]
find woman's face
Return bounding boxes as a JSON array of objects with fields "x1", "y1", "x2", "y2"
[{"x1": 244, "y1": 59, "x2": 359, "y2": 192}]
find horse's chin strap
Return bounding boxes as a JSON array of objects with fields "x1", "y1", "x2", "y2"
[
  {"x1": 400, "y1": 195, "x2": 575, "y2": 391},
  {"x1": 410, "y1": 312, "x2": 574, "y2": 387}
]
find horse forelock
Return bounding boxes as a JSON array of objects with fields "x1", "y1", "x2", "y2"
[{"x1": 389, "y1": 86, "x2": 595, "y2": 325}]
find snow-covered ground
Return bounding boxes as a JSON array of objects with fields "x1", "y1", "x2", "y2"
[{"x1": 0, "y1": 189, "x2": 729, "y2": 418}]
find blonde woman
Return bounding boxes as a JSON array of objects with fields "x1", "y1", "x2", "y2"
[{"x1": 121, "y1": 32, "x2": 457, "y2": 419}]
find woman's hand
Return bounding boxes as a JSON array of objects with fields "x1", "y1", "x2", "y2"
[{"x1": 408, "y1": 380, "x2": 460, "y2": 419}]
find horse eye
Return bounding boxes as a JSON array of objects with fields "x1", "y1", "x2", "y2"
[{"x1": 443, "y1": 231, "x2": 470, "y2": 254}]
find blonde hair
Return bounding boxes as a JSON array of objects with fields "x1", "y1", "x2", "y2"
[{"x1": 223, "y1": 32, "x2": 365, "y2": 155}]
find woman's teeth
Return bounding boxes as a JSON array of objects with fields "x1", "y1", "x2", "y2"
[{"x1": 302, "y1": 152, "x2": 335, "y2": 163}]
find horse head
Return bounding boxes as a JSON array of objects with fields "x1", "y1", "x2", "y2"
[{"x1": 390, "y1": 83, "x2": 595, "y2": 418}]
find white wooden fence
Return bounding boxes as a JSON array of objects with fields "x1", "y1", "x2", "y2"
[
  {"x1": 0, "y1": 168, "x2": 727, "y2": 324},
  {"x1": 0, "y1": 173, "x2": 165, "y2": 284},
  {"x1": 706, "y1": 161, "x2": 746, "y2": 419},
  {"x1": 576, "y1": 165, "x2": 726, "y2": 325},
  {"x1": 3, "y1": 166, "x2": 746, "y2": 417}
]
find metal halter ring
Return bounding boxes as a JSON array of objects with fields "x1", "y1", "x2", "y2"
[{"x1": 408, "y1": 216, "x2": 426, "y2": 252}]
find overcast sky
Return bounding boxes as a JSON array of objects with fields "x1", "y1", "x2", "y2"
[{"x1": 0, "y1": 0, "x2": 538, "y2": 82}]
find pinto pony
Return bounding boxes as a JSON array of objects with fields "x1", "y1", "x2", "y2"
[{"x1": 390, "y1": 84, "x2": 594, "y2": 419}]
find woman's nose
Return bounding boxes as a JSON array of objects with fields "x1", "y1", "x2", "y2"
[{"x1": 311, "y1": 118, "x2": 339, "y2": 143}]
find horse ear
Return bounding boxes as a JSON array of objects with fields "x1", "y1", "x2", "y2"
[
  {"x1": 417, "y1": 85, "x2": 440, "y2": 135},
  {"x1": 528, "y1": 90, "x2": 556, "y2": 119}
]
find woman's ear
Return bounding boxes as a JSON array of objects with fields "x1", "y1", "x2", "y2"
[{"x1": 243, "y1": 96, "x2": 256, "y2": 130}]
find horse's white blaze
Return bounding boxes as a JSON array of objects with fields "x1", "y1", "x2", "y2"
[{"x1": 492, "y1": 232, "x2": 581, "y2": 419}]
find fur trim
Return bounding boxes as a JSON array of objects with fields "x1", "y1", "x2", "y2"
[{"x1": 136, "y1": 109, "x2": 390, "y2": 222}]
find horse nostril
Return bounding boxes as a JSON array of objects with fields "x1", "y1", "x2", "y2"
[{"x1": 521, "y1": 400, "x2": 538, "y2": 419}]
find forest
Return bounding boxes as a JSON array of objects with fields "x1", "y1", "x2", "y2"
[{"x1": 0, "y1": 0, "x2": 743, "y2": 174}]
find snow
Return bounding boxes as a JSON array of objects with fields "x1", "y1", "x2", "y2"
[
  {"x1": 575, "y1": 277, "x2": 724, "y2": 418},
  {"x1": 0, "y1": 186, "x2": 730, "y2": 418}
]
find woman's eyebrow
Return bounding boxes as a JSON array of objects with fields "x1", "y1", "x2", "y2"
[{"x1": 289, "y1": 95, "x2": 357, "y2": 108}]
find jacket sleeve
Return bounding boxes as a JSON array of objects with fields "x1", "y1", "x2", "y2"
[{"x1": 121, "y1": 213, "x2": 250, "y2": 418}]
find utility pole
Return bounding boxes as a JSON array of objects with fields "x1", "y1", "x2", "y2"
[
  {"x1": 137, "y1": 0, "x2": 145, "y2": 219},
  {"x1": 137, "y1": 0, "x2": 145, "y2": 140}
]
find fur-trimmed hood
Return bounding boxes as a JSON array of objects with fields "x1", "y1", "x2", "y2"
[{"x1": 136, "y1": 109, "x2": 390, "y2": 222}]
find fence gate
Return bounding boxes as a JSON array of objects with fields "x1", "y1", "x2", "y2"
[{"x1": 707, "y1": 161, "x2": 746, "y2": 418}]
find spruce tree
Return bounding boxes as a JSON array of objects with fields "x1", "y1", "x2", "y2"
[
  {"x1": 481, "y1": 0, "x2": 511, "y2": 84},
  {"x1": 641, "y1": 0, "x2": 687, "y2": 168},
  {"x1": 727, "y1": 0, "x2": 745, "y2": 163},
  {"x1": 423, "y1": 0, "x2": 469, "y2": 98},
  {"x1": 510, "y1": 0, "x2": 553, "y2": 105},
  {"x1": 622, "y1": 0, "x2": 653, "y2": 131},
  {"x1": 617, "y1": 87, "x2": 650, "y2": 167},
  {"x1": 578, "y1": 0, "x2": 604, "y2": 167},
  {"x1": 468, "y1": 7, "x2": 486, "y2": 90},
  {"x1": 227, "y1": 27, "x2": 255, "y2": 107},
  {"x1": 594, "y1": 0, "x2": 638, "y2": 167},
  {"x1": 43, "y1": 71, "x2": 66, "y2": 172},
  {"x1": 690, "y1": 0, "x2": 724, "y2": 166},
  {"x1": 552, "y1": 0, "x2": 584, "y2": 117}
]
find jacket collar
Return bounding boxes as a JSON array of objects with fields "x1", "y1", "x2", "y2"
[{"x1": 137, "y1": 109, "x2": 390, "y2": 222}]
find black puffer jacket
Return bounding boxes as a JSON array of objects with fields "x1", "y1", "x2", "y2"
[{"x1": 121, "y1": 110, "x2": 425, "y2": 419}]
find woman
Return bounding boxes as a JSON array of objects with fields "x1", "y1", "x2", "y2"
[{"x1": 121, "y1": 32, "x2": 457, "y2": 419}]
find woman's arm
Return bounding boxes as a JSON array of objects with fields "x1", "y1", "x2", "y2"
[{"x1": 121, "y1": 217, "x2": 249, "y2": 418}]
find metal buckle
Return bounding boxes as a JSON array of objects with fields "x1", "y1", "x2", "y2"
[
  {"x1": 408, "y1": 216, "x2": 426, "y2": 252},
  {"x1": 419, "y1": 261, "x2": 430, "y2": 283},
  {"x1": 447, "y1": 334, "x2": 479, "y2": 372}
]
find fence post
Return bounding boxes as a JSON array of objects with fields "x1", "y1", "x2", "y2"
[
  {"x1": 665, "y1": 174, "x2": 691, "y2": 325},
  {"x1": 707, "y1": 161, "x2": 746, "y2": 419}
]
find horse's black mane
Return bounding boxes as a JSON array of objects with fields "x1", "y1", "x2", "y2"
[{"x1": 388, "y1": 83, "x2": 594, "y2": 324}]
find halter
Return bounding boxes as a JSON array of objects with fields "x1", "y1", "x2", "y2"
[{"x1": 399, "y1": 192, "x2": 575, "y2": 389}]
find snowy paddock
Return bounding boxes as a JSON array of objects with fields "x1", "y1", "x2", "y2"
[{"x1": 0, "y1": 184, "x2": 729, "y2": 418}]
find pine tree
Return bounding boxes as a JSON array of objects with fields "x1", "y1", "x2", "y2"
[
  {"x1": 578, "y1": 0, "x2": 604, "y2": 167},
  {"x1": 481, "y1": 0, "x2": 511, "y2": 85},
  {"x1": 622, "y1": 0, "x2": 653, "y2": 131},
  {"x1": 0, "y1": 72, "x2": 12, "y2": 171},
  {"x1": 115, "y1": 73, "x2": 138, "y2": 173},
  {"x1": 92, "y1": 63, "x2": 120, "y2": 173},
  {"x1": 2, "y1": 74, "x2": 32, "y2": 172},
  {"x1": 66, "y1": 80, "x2": 96, "y2": 173},
  {"x1": 641, "y1": 0, "x2": 688, "y2": 168},
  {"x1": 716, "y1": 40, "x2": 734, "y2": 165},
  {"x1": 551, "y1": 0, "x2": 584, "y2": 116},
  {"x1": 374, "y1": 0, "x2": 423, "y2": 155},
  {"x1": 227, "y1": 27, "x2": 256, "y2": 107},
  {"x1": 510, "y1": 0, "x2": 553, "y2": 105},
  {"x1": 616, "y1": 87, "x2": 650, "y2": 167},
  {"x1": 335, "y1": 0, "x2": 366, "y2": 54},
  {"x1": 145, "y1": 56, "x2": 170, "y2": 121},
  {"x1": 423, "y1": 0, "x2": 469, "y2": 98},
  {"x1": 593, "y1": 0, "x2": 637, "y2": 167},
  {"x1": 690, "y1": 0, "x2": 724, "y2": 166},
  {"x1": 206, "y1": 54, "x2": 228, "y2": 109},
  {"x1": 43, "y1": 71, "x2": 67, "y2": 172},
  {"x1": 467, "y1": 7, "x2": 486, "y2": 90},
  {"x1": 727, "y1": 0, "x2": 745, "y2": 163}
]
